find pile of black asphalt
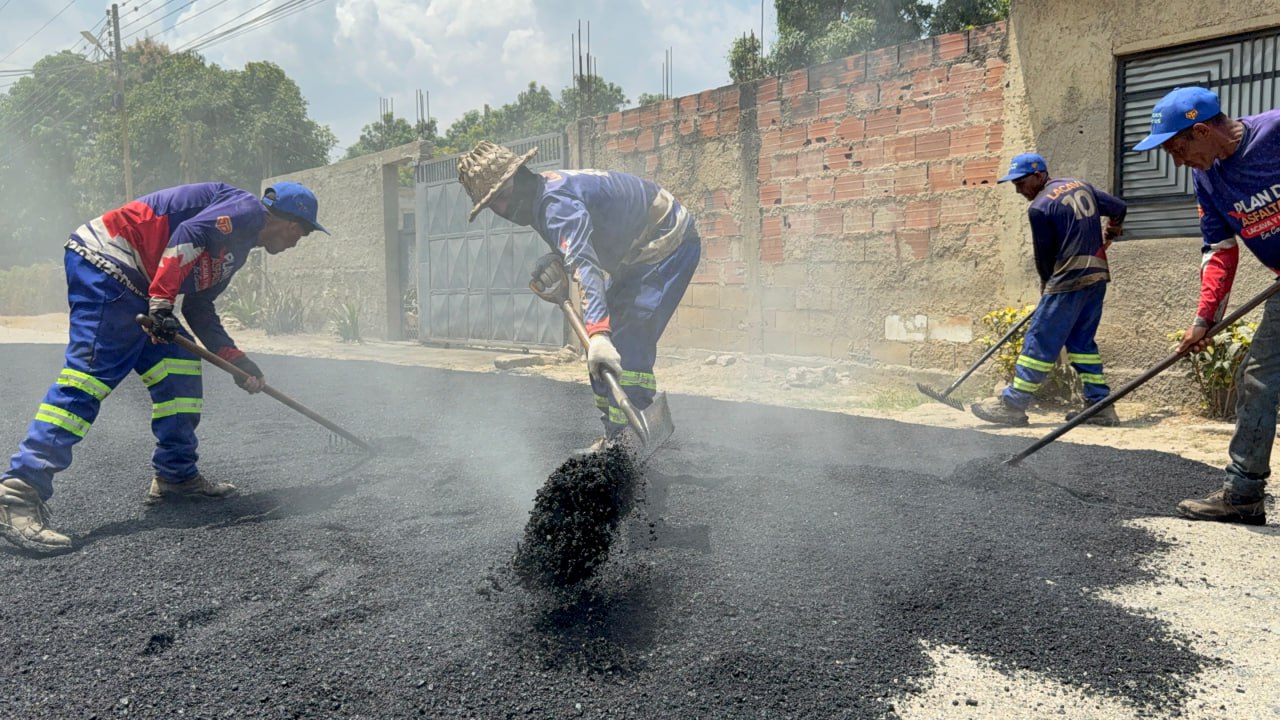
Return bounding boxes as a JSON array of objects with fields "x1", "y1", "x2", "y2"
[{"x1": 0, "y1": 344, "x2": 1228, "y2": 718}]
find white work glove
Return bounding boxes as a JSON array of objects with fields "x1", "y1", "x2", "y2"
[{"x1": 587, "y1": 333, "x2": 622, "y2": 381}]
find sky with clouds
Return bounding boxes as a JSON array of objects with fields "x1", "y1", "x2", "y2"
[{"x1": 0, "y1": 0, "x2": 778, "y2": 159}]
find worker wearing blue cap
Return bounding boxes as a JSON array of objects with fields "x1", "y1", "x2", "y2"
[
  {"x1": 1136, "y1": 86, "x2": 1280, "y2": 525},
  {"x1": 0, "y1": 181, "x2": 328, "y2": 554},
  {"x1": 971, "y1": 153, "x2": 1127, "y2": 428}
]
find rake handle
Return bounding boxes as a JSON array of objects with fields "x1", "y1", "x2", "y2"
[
  {"x1": 943, "y1": 308, "x2": 1035, "y2": 397},
  {"x1": 135, "y1": 315, "x2": 373, "y2": 452},
  {"x1": 1005, "y1": 277, "x2": 1280, "y2": 466}
]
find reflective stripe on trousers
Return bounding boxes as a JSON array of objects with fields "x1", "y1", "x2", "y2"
[{"x1": 1001, "y1": 282, "x2": 1110, "y2": 410}]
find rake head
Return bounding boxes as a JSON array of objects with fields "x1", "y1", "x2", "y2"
[{"x1": 916, "y1": 382, "x2": 965, "y2": 412}]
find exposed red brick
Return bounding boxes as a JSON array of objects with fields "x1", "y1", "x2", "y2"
[
  {"x1": 971, "y1": 22, "x2": 1005, "y2": 52},
  {"x1": 824, "y1": 144, "x2": 855, "y2": 170},
  {"x1": 988, "y1": 124, "x2": 1005, "y2": 153},
  {"x1": 898, "y1": 39, "x2": 933, "y2": 73},
  {"x1": 761, "y1": 239, "x2": 783, "y2": 263},
  {"x1": 782, "y1": 179, "x2": 807, "y2": 206},
  {"x1": 899, "y1": 229, "x2": 930, "y2": 259},
  {"x1": 635, "y1": 128, "x2": 655, "y2": 152},
  {"x1": 645, "y1": 155, "x2": 658, "y2": 174},
  {"x1": 866, "y1": 46, "x2": 898, "y2": 81},
  {"x1": 704, "y1": 189, "x2": 731, "y2": 211},
  {"x1": 865, "y1": 108, "x2": 899, "y2": 137},
  {"x1": 962, "y1": 158, "x2": 1001, "y2": 187},
  {"x1": 719, "y1": 87, "x2": 741, "y2": 111},
  {"x1": 948, "y1": 62, "x2": 984, "y2": 92},
  {"x1": 879, "y1": 81, "x2": 913, "y2": 105},
  {"x1": 836, "y1": 117, "x2": 865, "y2": 141},
  {"x1": 872, "y1": 204, "x2": 904, "y2": 232},
  {"x1": 783, "y1": 212, "x2": 815, "y2": 238},
  {"x1": 787, "y1": 93, "x2": 820, "y2": 122},
  {"x1": 986, "y1": 63, "x2": 1006, "y2": 91},
  {"x1": 808, "y1": 120, "x2": 836, "y2": 143},
  {"x1": 699, "y1": 89, "x2": 717, "y2": 111},
  {"x1": 773, "y1": 153, "x2": 799, "y2": 179},
  {"x1": 808, "y1": 176, "x2": 834, "y2": 203},
  {"x1": 759, "y1": 128, "x2": 781, "y2": 157},
  {"x1": 640, "y1": 105, "x2": 659, "y2": 128},
  {"x1": 940, "y1": 196, "x2": 980, "y2": 224},
  {"x1": 894, "y1": 166, "x2": 928, "y2": 195},
  {"x1": 848, "y1": 82, "x2": 881, "y2": 110},
  {"x1": 757, "y1": 77, "x2": 779, "y2": 104},
  {"x1": 622, "y1": 109, "x2": 641, "y2": 131},
  {"x1": 679, "y1": 117, "x2": 696, "y2": 136},
  {"x1": 606, "y1": 112, "x2": 623, "y2": 133},
  {"x1": 969, "y1": 89, "x2": 1003, "y2": 122},
  {"x1": 720, "y1": 108, "x2": 741, "y2": 133},
  {"x1": 815, "y1": 207, "x2": 844, "y2": 235},
  {"x1": 618, "y1": 135, "x2": 636, "y2": 154},
  {"x1": 914, "y1": 130, "x2": 951, "y2": 160},
  {"x1": 699, "y1": 115, "x2": 720, "y2": 138},
  {"x1": 809, "y1": 60, "x2": 849, "y2": 91},
  {"x1": 865, "y1": 169, "x2": 895, "y2": 197},
  {"x1": 717, "y1": 214, "x2": 741, "y2": 237},
  {"x1": 951, "y1": 126, "x2": 986, "y2": 155},
  {"x1": 818, "y1": 92, "x2": 847, "y2": 118},
  {"x1": 782, "y1": 68, "x2": 808, "y2": 97},
  {"x1": 658, "y1": 100, "x2": 676, "y2": 123},
  {"x1": 833, "y1": 174, "x2": 865, "y2": 201},
  {"x1": 905, "y1": 199, "x2": 941, "y2": 229},
  {"x1": 910, "y1": 67, "x2": 949, "y2": 100},
  {"x1": 937, "y1": 32, "x2": 968, "y2": 61},
  {"x1": 703, "y1": 236, "x2": 730, "y2": 260},
  {"x1": 933, "y1": 96, "x2": 966, "y2": 127},
  {"x1": 886, "y1": 135, "x2": 916, "y2": 163},
  {"x1": 757, "y1": 101, "x2": 782, "y2": 129},
  {"x1": 966, "y1": 223, "x2": 997, "y2": 249},
  {"x1": 798, "y1": 148, "x2": 826, "y2": 176},
  {"x1": 928, "y1": 162, "x2": 965, "y2": 191},
  {"x1": 762, "y1": 215, "x2": 782, "y2": 242},
  {"x1": 844, "y1": 208, "x2": 874, "y2": 234},
  {"x1": 852, "y1": 138, "x2": 885, "y2": 168},
  {"x1": 780, "y1": 125, "x2": 809, "y2": 151},
  {"x1": 760, "y1": 183, "x2": 782, "y2": 206},
  {"x1": 898, "y1": 104, "x2": 932, "y2": 132}
]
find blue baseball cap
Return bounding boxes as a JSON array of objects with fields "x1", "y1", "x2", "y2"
[
  {"x1": 997, "y1": 152, "x2": 1048, "y2": 183},
  {"x1": 263, "y1": 181, "x2": 329, "y2": 235},
  {"x1": 1133, "y1": 86, "x2": 1221, "y2": 151}
]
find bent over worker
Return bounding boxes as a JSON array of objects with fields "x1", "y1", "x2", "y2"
[
  {"x1": 0, "y1": 181, "x2": 328, "y2": 554},
  {"x1": 1135, "y1": 86, "x2": 1280, "y2": 526},
  {"x1": 457, "y1": 141, "x2": 700, "y2": 455},
  {"x1": 971, "y1": 152, "x2": 1127, "y2": 427}
]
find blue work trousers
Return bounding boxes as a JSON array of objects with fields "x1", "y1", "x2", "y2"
[
  {"x1": 4, "y1": 249, "x2": 204, "y2": 500},
  {"x1": 1002, "y1": 282, "x2": 1110, "y2": 410},
  {"x1": 1223, "y1": 291, "x2": 1280, "y2": 501},
  {"x1": 592, "y1": 233, "x2": 700, "y2": 436}
]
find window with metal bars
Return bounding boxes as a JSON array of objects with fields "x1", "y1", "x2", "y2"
[{"x1": 1115, "y1": 28, "x2": 1280, "y2": 239}]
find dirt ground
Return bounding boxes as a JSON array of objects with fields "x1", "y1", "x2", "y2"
[{"x1": 2, "y1": 312, "x2": 1277, "y2": 719}]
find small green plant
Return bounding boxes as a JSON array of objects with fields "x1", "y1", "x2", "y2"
[
  {"x1": 260, "y1": 283, "x2": 308, "y2": 335},
  {"x1": 1169, "y1": 319, "x2": 1256, "y2": 420},
  {"x1": 979, "y1": 305, "x2": 1080, "y2": 407},
  {"x1": 331, "y1": 299, "x2": 363, "y2": 343}
]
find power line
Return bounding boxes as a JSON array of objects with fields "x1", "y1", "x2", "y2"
[
  {"x1": 0, "y1": 0, "x2": 81, "y2": 68},
  {"x1": 176, "y1": 0, "x2": 308, "y2": 53},
  {"x1": 116, "y1": 0, "x2": 167, "y2": 33},
  {"x1": 177, "y1": 0, "x2": 331, "y2": 54},
  {"x1": 120, "y1": 0, "x2": 200, "y2": 41}
]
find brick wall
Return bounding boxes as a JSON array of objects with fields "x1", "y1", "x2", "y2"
[{"x1": 576, "y1": 23, "x2": 1009, "y2": 365}]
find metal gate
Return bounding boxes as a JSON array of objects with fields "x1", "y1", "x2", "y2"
[
  {"x1": 415, "y1": 133, "x2": 567, "y2": 348},
  {"x1": 1116, "y1": 28, "x2": 1280, "y2": 239}
]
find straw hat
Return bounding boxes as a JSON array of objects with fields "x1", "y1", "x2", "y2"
[{"x1": 457, "y1": 140, "x2": 538, "y2": 222}]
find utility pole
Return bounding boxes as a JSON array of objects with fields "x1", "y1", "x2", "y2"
[{"x1": 110, "y1": 4, "x2": 133, "y2": 200}]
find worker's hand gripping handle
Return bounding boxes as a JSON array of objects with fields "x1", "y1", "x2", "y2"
[{"x1": 529, "y1": 256, "x2": 571, "y2": 305}]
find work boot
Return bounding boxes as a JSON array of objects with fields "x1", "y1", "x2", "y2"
[
  {"x1": 1065, "y1": 404, "x2": 1121, "y2": 427},
  {"x1": 0, "y1": 477, "x2": 73, "y2": 554},
  {"x1": 1176, "y1": 489, "x2": 1266, "y2": 526},
  {"x1": 970, "y1": 396, "x2": 1029, "y2": 427},
  {"x1": 146, "y1": 473, "x2": 237, "y2": 504}
]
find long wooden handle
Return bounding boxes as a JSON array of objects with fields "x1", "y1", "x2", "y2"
[
  {"x1": 1005, "y1": 278, "x2": 1280, "y2": 466},
  {"x1": 135, "y1": 315, "x2": 373, "y2": 452}
]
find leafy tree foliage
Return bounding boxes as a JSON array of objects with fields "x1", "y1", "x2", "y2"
[
  {"x1": 344, "y1": 112, "x2": 438, "y2": 160},
  {"x1": 635, "y1": 92, "x2": 668, "y2": 107},
  {"x1": 727, "y1": 0, "x2": 936, "y2": 82},
  {"x1": 929, "y1": 0, "x2": 1009, "y2": 34},
  {"x1": 437, "y1": 76, "x2": 628, "y2": 154},
  {"x1": 0, "y1": 39, "x2": 334, "y2": 267}
]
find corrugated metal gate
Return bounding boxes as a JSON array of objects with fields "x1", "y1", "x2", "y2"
[
  {"x1": 414, "y1": 133, "x2": 567, "y2": 348},
  {"x1": 1116, "y1": 28, "x2": 1280, "y2": 239}
]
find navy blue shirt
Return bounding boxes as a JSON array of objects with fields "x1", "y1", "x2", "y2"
[{"x1": 1027, "y1": 178, "x2": 1127, "y2": 293}]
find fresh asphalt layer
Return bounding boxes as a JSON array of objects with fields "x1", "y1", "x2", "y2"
[{"x1": 0, "y1": 343, "x2": 1223, "y2": 718}]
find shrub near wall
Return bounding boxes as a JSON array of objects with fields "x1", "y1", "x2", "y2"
[{"x1": 0, "y1": 262, "x2": 66, "y2": 315}]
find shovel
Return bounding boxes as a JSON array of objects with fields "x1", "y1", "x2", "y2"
[
  {"x1": 1005, "y1": 277, "x2": 1280, "y2": 466},
  {"x1": 917, "y1": 309, "x2": 1035, "y2": 411},
  {"x1": 530, "y1": 260, "x2": 674, "y2": 459}
]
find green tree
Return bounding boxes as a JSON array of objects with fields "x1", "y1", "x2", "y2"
[
  {"x1": 0, "y1": 40, "x2": 334, "y2": 266},
  {"x1": 440, "y1": 75, "x2": 628, "y2": 154},
  {"x1": 635, "y1": 92, "x2": 668, "y2": 106},
  {"x1": 727, "y1": 32, "x2": 767, "y2": 84},
  {"x1": 929, "y1": 0, "x2": 1009, "y2": 34},
  {"x1": 560, "y1": 75, "x2": 628, "y2": 119},
  {"x1": 344, "y1": 112, "x2": 437, "y2": 160}
]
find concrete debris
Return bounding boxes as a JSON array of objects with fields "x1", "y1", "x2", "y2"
[
  {"x1": 704, "y1": 354, "x2": 737, "y2": 367},
  {"x1": 494, "y1": 354, "x2": 544, "y2": 370},
  {"x1": 785, "y1": 366, "x2": 837, "y2": 388}
]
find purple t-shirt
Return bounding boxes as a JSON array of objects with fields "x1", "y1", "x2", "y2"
[{"x1": 1195, "y1": 109, "x2": 1280, "y2": 257}]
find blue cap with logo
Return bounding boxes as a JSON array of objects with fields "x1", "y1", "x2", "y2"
[
  {"x1": 263, "y1": 181, "x2": 329, "y2": 235},
  {"x1": 1133, "y1": 86, "x2": 1221, "y2": 151},
  {"x1": 997, "y1": 152, "x2": 1048, "y2": 183}
]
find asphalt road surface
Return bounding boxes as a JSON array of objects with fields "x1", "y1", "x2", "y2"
[{"x1": 0, "y1": 344, "x2": 1219, "y2": 718}]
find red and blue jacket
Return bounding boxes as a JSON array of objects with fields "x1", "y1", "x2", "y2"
[
  {"x1": 66, "y1": 182, "x2": 265, "y2": 359},
  {"x1": 1192, "y1": 109, "x2": 1280, "y2": 324},
  {"x1": 529, "y1": 169, "x2": 690, "y2": 336}
]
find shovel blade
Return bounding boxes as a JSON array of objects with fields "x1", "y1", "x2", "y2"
[
  {"x1": 916, "y1": 382, "x2": 965, "y2": 411},
  {"x1": 637, "y1": 391, "x2": 674, "y2": 456}
]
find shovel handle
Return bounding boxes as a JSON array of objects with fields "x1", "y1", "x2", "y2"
[{"x1": 134, "y1": 315, "x2": 374, "y2": 452}]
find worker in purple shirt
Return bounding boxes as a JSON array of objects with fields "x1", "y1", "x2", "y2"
[
  {"x1": 971, "y1": 153, "x2": 1127, "y2": 427},
  {"x1": 1135, "y1": 86, "x2": 1280, "y2": 525},
  {"x1": 457, "y1": 141, "x2": 700, "y2": 456}
]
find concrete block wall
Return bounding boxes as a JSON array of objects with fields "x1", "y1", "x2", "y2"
[{"x1": 576, "y1": 24, "x2": 1010, "y2": 367}]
